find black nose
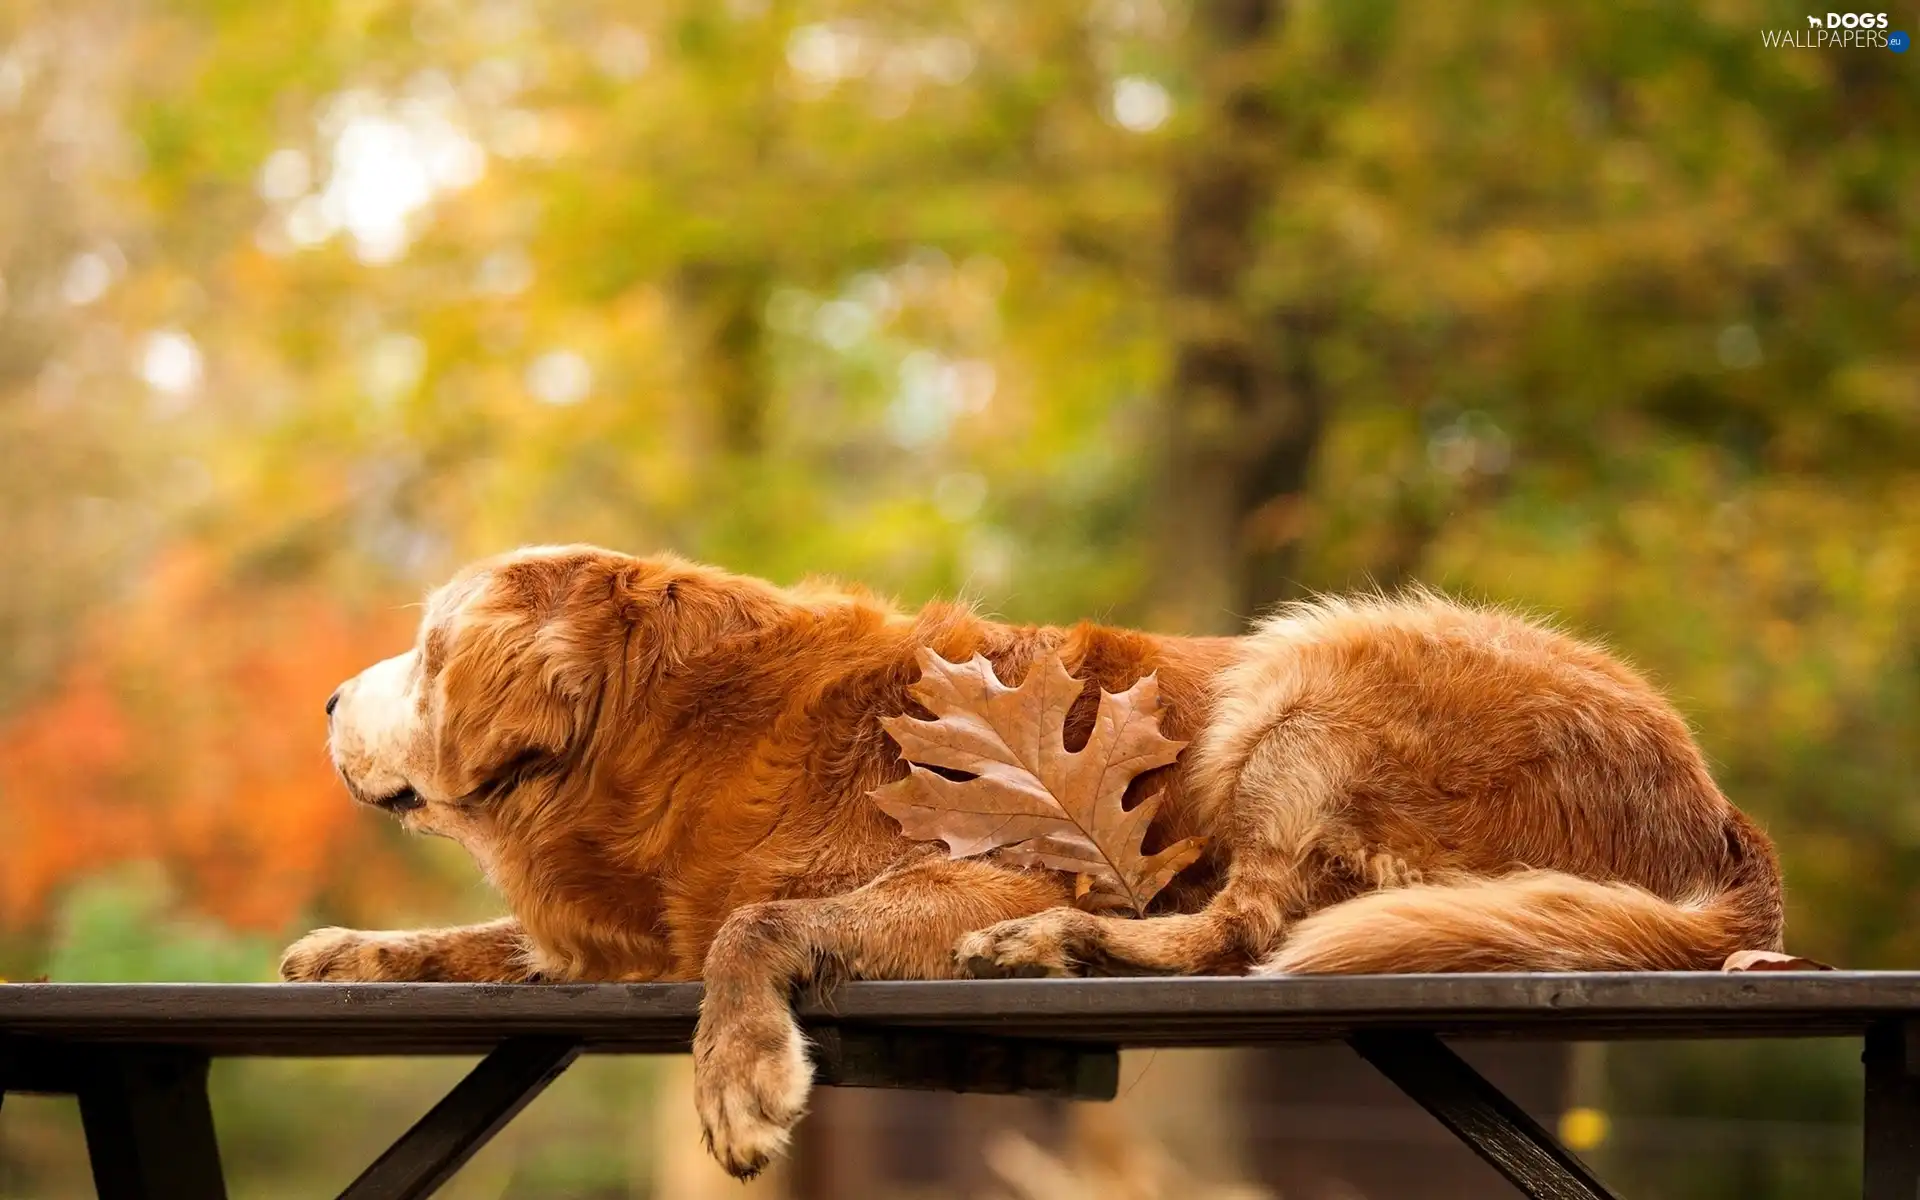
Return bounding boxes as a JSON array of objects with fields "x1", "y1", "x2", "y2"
[{"x1": 325, "y1": 691, "x2": 341, "y2": 718}]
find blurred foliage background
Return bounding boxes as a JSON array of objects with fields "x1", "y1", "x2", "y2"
[{"x1": 0, "y1": 0, "x2": 1915, "y2": 1195}]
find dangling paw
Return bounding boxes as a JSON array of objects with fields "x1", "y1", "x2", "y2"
[{"x1": 693, "y1": 1002, "x2": 813, "y2": 1180}]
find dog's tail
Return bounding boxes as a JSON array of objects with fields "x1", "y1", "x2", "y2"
[{"x1": 1257, "y1": 814, "x2": 1784, "y2": 975}]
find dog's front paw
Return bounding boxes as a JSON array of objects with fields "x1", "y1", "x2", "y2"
[
  {"x1": 954, "y1": 910, "x2": 1087, "y2": 979},
  {"x1": 693, "y1": 1002, "x2": 812, "y2": 1179},
  {"x1": 278, "y1": 928, "x2": 411, "y2": 982}
]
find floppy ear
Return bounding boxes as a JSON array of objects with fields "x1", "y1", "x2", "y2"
[
  {"x1": 426, "y1": 554, "x2": 791, "y2": 798},
  {"x1": 616, "y1": 563, "x2": 791, "y2": 677},
  {"x1": 429, "y1": 561, "x2": 621, "y2": 798}
]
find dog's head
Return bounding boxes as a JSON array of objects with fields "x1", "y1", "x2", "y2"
[{"x1": 325, "y1": 545, "x2": 784, "y2": 831}]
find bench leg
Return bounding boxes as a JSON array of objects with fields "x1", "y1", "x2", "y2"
[
  {"x1": 336, "y1": 1037, "x2": 581, "y2": 1200},
  {"x1": 76, "y1": 1048, "x2": 228, "y2": 1200},
  {"x1": 1351, "y1": 1032, "x2": 1617, "y2": 1200},
  {"x1": 1864, "y1": 1020, "x2": 1920, "y2": 1200}
]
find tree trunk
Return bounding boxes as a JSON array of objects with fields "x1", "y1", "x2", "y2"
[{"x1": 1149, "y1": 0, "x2": 1325, "y2": 636}]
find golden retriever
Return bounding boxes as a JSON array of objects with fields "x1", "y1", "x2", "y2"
[{"x1": 283, "y1": 544, "x2": 1783, "y2": 1177}]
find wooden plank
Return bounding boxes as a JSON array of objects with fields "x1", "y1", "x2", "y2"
[
  {"x1": 810, "y1": 1027, "x2": 1118, "y2": 1100},
  {"x1": 1863, "y1": 1019, "x2": 1920, "y2": 1200},
  {"x1": 336, "y1": 1037, "x2": 580, "y2": 1200},
  {"x1": 2, "y1": 975, "x2": 1919, "y2": 1057},
  {"x1": 1351, "y1": 1032, "x2": 1616, "y2": 1200},
  {"x1": 75, "y1": 1047, "x2": 228, "y2": 1200}
]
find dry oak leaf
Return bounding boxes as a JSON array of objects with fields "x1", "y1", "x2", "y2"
[{"x1": 872, "y1": 648, "x2": 1206, "y2": 916}]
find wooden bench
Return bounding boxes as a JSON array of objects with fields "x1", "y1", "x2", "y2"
[{"x1": 4, "y1": 973, "x2": 1917, "y2": 1199}]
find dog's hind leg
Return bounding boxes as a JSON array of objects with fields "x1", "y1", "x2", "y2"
[
  {"x1": 955, "y1": 718, "x2": 1364, "y2": 977},
  {"x1": 692, "y1": 855, "x2": 1069, "y2": 1180},
  {"x1": 953, "y1": 848, "x2": 1338, "y2": 977}
]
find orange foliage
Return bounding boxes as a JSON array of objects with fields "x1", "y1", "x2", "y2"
[{"x1": 0, "y1": 547, "x2": 421, "y2": 931}]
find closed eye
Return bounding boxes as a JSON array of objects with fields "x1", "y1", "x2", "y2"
[{"x1": 375, "y1": 786, "x2": 424, "y2": 812}]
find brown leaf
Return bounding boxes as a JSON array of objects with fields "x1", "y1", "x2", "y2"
[
  {"x1": 872, "y1": 648, "x2": 1204, "y2": 915},
  {"x1": 1722, "y1": 950, "x2": 1837, "y2": 972}
]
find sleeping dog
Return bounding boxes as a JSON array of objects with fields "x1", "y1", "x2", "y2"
[{"x1": 285, "y1": 544, "x2": 1782, "y2": 1177}]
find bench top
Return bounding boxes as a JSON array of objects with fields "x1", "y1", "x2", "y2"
[{"x1": 4, "y1": 973, "x2": 1917, "y2": 1056}]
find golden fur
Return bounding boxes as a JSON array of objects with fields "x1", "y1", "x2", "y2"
[{"x1": 284, "y1": 545, "x2": 1783, "y2": 1177}]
